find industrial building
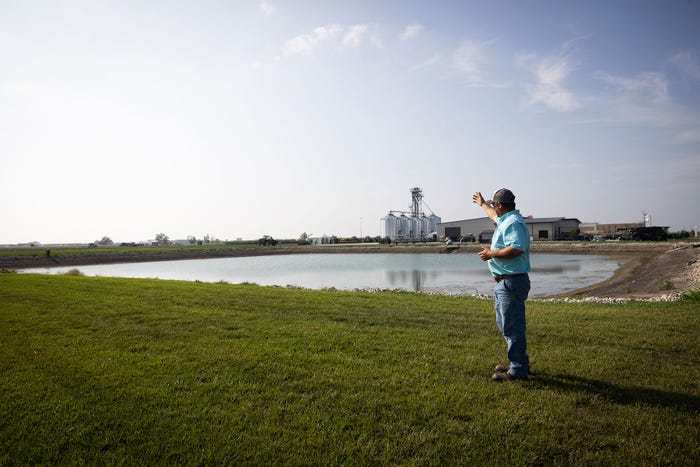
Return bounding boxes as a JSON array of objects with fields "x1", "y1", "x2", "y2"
[
  {"x1": 579, "y1": 222, "x2": 644, "y2": 235},
  {"x1": 438, "y1": 216, "x2": 581, "y2": 242},
  {"x1": 380, "y1": 187, "x2": 441, "y2": 241},
  {"x1": 438, "y1": 217, "x2": 495, "y2": 242}
]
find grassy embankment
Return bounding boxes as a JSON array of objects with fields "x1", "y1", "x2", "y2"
[
  {"x1": 1, "y1": 273, "x2": 698, "y2": 464},
  {"x1": 0, "y1": 243, "x2": 442, "y2": 268},
  {"x1": 0, "y1": 243, "x2": 272, "y2": 258}
]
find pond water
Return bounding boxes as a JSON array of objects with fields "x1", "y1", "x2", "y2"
[{"x1": 22, "y1": 253, "x2": 623, "y2": 297}]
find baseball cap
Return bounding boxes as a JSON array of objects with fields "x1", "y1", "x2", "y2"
[{"x1": 487, "y1": 188, "x2": 515, "y2": 205}]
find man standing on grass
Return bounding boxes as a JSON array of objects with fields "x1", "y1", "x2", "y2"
[{"x1": 472, "y1": 189, "x2": 531, "y2": 382}]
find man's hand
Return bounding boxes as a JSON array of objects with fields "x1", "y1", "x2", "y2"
[
  {"x1": 473, "y1": 191, "x2": 498, "y2": 221},
  {"x1": 478, "y1": 246, "x2": 492, "y2": 261},
  {"x1": 478, "y1": 245, "x2": 523, "y2": 262}
]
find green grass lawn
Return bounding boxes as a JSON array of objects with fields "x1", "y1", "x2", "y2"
[{"x1": 1, "y1": 273, "x2": 698, "y2": 465}]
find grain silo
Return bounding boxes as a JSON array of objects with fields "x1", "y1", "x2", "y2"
[
  {"x1": 399, "y1": 214, "x2": 410, "y2": 240},
  {"x1": 380, "y1": 187, "x2": 440, "y2": 242},
  {"x1": 428, "y1": 213, "x2": 441, "y2": 235},
  {"x1": 420, "y1": 215, "x2": 430, "y2": 237},
  {"x1": 410, "y1": 216, "x2": 421, "y2": 238},
  {"x1": 380, "y1": 213, "x2": 399, "y2": 239}
]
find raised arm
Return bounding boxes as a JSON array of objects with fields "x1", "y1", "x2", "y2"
[{"x1": 472, "y1": 191, "x2": 498, "y2": 222}]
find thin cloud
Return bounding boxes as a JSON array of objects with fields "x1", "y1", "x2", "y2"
[
  {"x1": 283, "y1": 23, "x2": 381, "y2": 56},
  {"x1": 596, "y1": 71, "x2": 674, "y2": 125},
  {"x1": 453, "y1": 40, "x2": 483, "y2": 76},
  {"x1": 400, "y1": 23, "x2": 424, "y2": 41},
  {"x1": 344, "y1": 24, "x2": 383, "y2": 49},
  {"x1": 452, "y1": 39, "x2": 497, "y2": 86},
  {"x1": 597, "y1": 71, "x2": 668, "y2": 103},
  {"x1": 370, "y1": 34, "x2": 383, "y2": 49},
  {"x1": 343, "y1": 24, "x2": 369, "y2": 48},
  {"x1": 283, "y1": 24, "x2": 342, "y2": 56},
  {"x1": 593, "y1": 69, "x2": 700, "y2": 142},
  {"x1": 411, "y1": 54, "x2": 441, "y2": 71},
  {"x1": 259, "y1": 2, "x2": 276, "y2": 16},
  {"x1": 517, "y1": 51, "x2": 581, "y2": 112},
  {"x1": 670, "y1": 51, "x2": 700, "y2": 80}
]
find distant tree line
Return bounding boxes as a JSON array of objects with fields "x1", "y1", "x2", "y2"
[
  {"x1": 668, "y1": 230, "x2": 695, "y2": 239},
  {"x1": 90, "y1": 229, "x2": 699, "y2": 249}
]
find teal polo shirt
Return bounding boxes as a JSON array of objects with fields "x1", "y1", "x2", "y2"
[{"x1": 488, "y1": 209, "x2": 531, "y2": 276}]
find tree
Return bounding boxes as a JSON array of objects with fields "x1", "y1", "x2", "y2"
[
  {"x1": 258, "y1": 235, "x2": 277, "y2": 246},
  {"x1": 155, "y1": 233, "x2": 170, "y2": 245},
  {"x1": 187, "y1": 235, "x2": 197, "y2": 245},
  {"x1": 97, "y1": 236, "x2": 113, "y2": 246}
]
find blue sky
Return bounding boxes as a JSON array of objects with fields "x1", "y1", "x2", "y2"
[{"x1": 2, "y1": 1, "x2": 699, "y2": 243}]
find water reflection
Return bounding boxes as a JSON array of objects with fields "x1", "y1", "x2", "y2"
[
  {"x1": 386, "y1": 268, "x2": 486, "y2": 292},
  {"x1": 530, "y1": 263, "x2": 581, "y2": 274},
  {"x1": 386, "y1": 269, "x2": 425, "y2": 291}
]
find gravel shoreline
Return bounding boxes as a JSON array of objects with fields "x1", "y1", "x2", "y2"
[{"x1": 3, "y1": 242, "x2": 698, "y2": 301}]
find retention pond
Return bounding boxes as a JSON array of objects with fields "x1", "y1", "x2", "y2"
[{"x1": 21, "y1": 253, "x2": 624, "y2": 297}]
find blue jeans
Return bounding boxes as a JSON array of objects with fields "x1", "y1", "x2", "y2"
[{"x1": 494, "y1": 274, "x2": 530, "y2": 378}]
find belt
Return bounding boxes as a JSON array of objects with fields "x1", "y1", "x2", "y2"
[{"x1": 494, "y1": 273, "x2": 528, "y2": 282}]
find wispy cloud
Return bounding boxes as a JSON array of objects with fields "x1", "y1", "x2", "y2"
[
  {"x1": 597, "y1": 71, "x2": 668, "y2": 103},
  {"x1": 517, "y1": 51, "x2": 581, "y2": 112},
  {"x1": 283, "y1": 24, "x2": 342, "y2": 56},
  {"x1": 283, "y1": 24, "x2": 381, "y2": 56},
  {"x1": 593, "y1": 69, "x2": 700, "y2": 142},
  {"x1": 670, "y1": 51, "x2": 700, "y2": 80},
  {"x1": 452, "y1": 39, "x2": 497, "y2": 86},
  {"x1": 259, "y1": 1, "x2": 276, "y2": 16},
  {"x1": 596, "y1": 71, "x2": 677, "y2": 125},
  {"x1": 343, "y1": 24, "x2": 369, "y2": 48},
  {"x1": 400, "y1": 23, "x2": 424, "y2": 41},
  {"x1": 411, "y1": 54, "x2": 441, "y2": 71}
]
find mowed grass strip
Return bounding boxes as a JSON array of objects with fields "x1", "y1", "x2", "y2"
[
  {"x1": 0, "y1": 243, "x2": 272, "y2": 259},
  {"x1": 1, "y1": 274, "x2": 698, "y2": 465}
]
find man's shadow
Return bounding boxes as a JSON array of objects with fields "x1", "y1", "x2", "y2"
[{"x1": 528, "y1": 372, "x2": 700, "y2": 412}]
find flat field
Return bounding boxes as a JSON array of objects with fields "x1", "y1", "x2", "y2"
[{"x1": 1, "y1": 273, "x2": 698, "y2": 464}]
